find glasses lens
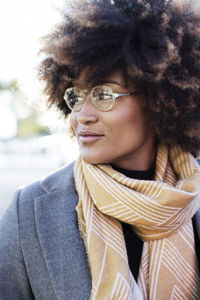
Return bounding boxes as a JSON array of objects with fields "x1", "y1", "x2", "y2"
[
  {"x1": 64, "y1": 87, "x2": 84, "y2": 111},
  {"x1": 92, "y1": 86, "x2": 114, "y2": 111}
]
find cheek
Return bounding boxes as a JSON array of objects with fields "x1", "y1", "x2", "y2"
[
  {"x1": 109, "y1": 106, "x2": 148, "y2": 147},
  {"x1": 112, "y1": 104, "x2": 146, "y2": 133},
  {"x1": 70, "y1": 113, "x2": 76, "y2": 132}
]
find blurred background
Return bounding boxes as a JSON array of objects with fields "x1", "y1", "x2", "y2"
[
  {"x1": 1, "y1": 1, "x2": 199, "y2": 217},
  {"x1": 0, "y1": 0, "x2": 79, "y2": 215}
]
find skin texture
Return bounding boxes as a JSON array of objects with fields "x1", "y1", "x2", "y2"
[{"x1": 70, "y1": 69, "x2": 156, "y2": 170}]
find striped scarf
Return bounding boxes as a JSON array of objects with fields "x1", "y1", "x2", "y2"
[{"x1": 74, "y1": 145, "x2": 200, "y2": 299}]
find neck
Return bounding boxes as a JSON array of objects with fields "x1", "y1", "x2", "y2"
[{"x1": 112, "y1": 138, "x2": 156, "y2": 171}]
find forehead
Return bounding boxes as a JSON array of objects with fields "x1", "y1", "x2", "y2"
[{"x1": 74, "y1": 68, "x2": 126, "y2": 88}]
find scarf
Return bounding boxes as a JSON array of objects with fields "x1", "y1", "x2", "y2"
[{"x1": 74, "y1": 145, "x2": 200, "y2": 299}]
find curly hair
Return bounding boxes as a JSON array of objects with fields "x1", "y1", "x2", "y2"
[{"x1": 38, "y1": 0, "x2": 200, "y2": 155}]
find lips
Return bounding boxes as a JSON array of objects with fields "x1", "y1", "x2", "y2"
[{"x1": 78, "y1": 130, "x2": 104, "y2": 143}]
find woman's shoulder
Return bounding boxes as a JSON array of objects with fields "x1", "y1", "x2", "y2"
[
  {"x1": 0, "y1": 161, "x2": 79, "y2": 299},
  {"x1": 19, "y1": 160, "x2": 75, "y2": 199},
  {"x1": 1, "y1": 161, "x2": 76, "y2": 223}
]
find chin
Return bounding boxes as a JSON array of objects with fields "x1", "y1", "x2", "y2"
[
  {"x1": 81, "y1": 156, "x2": 103, "y2": 165},
  {"x1": 80, "y1": 152, "x2": 108, "y2": 165}
]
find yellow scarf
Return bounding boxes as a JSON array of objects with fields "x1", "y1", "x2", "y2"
[{"x1": 74, "y1": 145, "x2": 200, "y2": 299}]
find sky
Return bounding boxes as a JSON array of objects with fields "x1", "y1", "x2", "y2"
[
  {"x1": 0, "y1": 0, "x2": 64, "y2": 94},
  {"x1": 0, "y1": 0, "x2": 66, "y2": 136}
]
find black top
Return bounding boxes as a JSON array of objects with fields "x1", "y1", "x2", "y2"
[{"x1": 112, "y1": 164, "x2": 155, "y2": 280}]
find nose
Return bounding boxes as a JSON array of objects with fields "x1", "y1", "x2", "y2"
[{"x1": 77, "y1": 95, "x2": 99, "y2": 124}]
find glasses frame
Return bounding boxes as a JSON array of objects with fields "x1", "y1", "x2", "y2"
[{"x1": 64, "y1": 85, "x2": 139, "y2": 112}]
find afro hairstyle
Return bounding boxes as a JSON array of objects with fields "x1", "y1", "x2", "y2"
[{"x1": 38, "y1": 0, "x2": 200, "y2": 155}]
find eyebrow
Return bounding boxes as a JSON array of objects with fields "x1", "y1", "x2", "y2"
[
  {"x1": 95, "y1": 80, "x2": 122, "y2": 86},
  {"x1": 74, "y1": 79, "x2": 122, "y2": 88}
]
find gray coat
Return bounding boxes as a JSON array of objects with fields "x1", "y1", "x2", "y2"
[{"x1": 0, "y1": 162, "x2": 200, "y2": 300}]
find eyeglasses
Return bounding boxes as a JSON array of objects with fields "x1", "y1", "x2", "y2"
[{"x1": 63, "y1": 85, "x2": 139, "y2": 112}]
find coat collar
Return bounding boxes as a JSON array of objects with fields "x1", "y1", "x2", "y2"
[
  {"x1": 34, "y1": 162, "x2": 91, "y2": 299},
  {"x1": 40, "y1": 161, "x2": 76, "y2": 193}
]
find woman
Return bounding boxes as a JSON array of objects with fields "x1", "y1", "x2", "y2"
[{"x1": 0, "y1": 0, "x2": 200, "y2": 299}]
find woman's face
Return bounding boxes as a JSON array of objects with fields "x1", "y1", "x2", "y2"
[{"x1": 70, "y1": 69, "x2": 156, "y2": 170}]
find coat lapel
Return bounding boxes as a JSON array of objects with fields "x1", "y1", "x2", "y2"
[
  {"x1": 33, "y1": 162, "x2": 200, "y2": 299},
  {"x1": 34, "y1": 163, "x2": 91, "y2": 300}
]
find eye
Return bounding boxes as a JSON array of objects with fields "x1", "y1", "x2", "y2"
[
  {"x1": 64, "y1": 87, "x2": 84, "y2": 110},
  {"x1": 70, "y1": 91, "x2": 82, "y2": 104},
  {"x1": 92, "y1": 86, "x2": 115, "y2": 111},
  {"x1": 99, "y1": 91, "x2": 112, "y2": 101},
  {"x1": 93, "y1": 86, "x2": 113, "y2": 101}
]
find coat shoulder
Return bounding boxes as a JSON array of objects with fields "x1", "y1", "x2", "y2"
[
  {"x1": 0, "y1": 161, "x2": 78, "y2": 299},
  {"x1": 19, "y1": 161, "x2": 75, "y2": 199},
  {"x1": 0, "y1": 159, "x2": 76, "y2": 236},
  {"x1": 0, "y1": 160, "x2": 76, "y2": 250}
]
